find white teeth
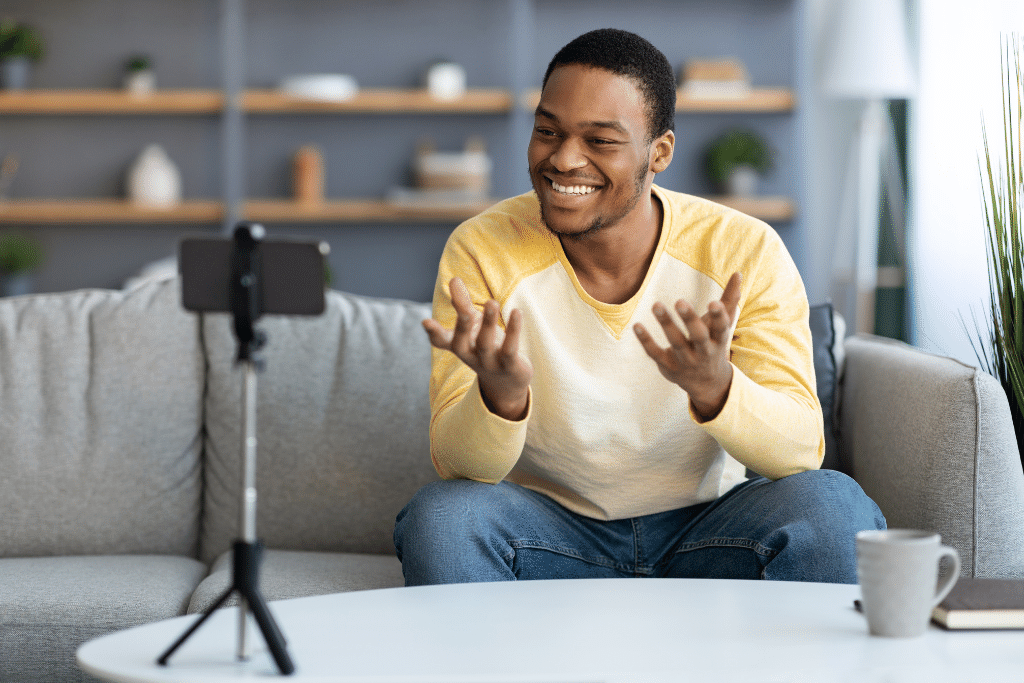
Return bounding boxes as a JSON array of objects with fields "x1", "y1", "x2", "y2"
[{"x1": 551, "y1": 181, "x2": 596, "y2": 196}]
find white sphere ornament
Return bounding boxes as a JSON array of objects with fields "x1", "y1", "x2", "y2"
[{"x1": 426, "y1": 62, "x2": 466, "y2": 100}]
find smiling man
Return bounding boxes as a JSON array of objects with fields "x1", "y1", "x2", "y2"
[{"x1": 394, "y1": 28, "x2": 884, "y2": 584}]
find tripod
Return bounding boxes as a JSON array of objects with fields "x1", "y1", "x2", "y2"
[{"x1": 158, "y1": 224, "x2": 295, "y2": 675}]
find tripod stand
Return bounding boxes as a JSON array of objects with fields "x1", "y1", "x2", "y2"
[{"x1": 158, "y1": 224, "x2": 295, "y2": 675}]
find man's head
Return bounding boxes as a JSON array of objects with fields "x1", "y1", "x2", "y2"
[
  {"x1": 529, "y1": 29, "x2": 675, "y2": 240},
  {"x1": 542, "y1": 28, "x2": 676, "y2": 144}
]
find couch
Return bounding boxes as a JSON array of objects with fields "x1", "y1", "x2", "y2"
[{"x1": 1, "y1": 274, "x2": 1023, "y2": 683}]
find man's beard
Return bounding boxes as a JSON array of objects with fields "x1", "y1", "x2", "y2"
[{"x1": 535, "y1": 162, "x2": 650, "y2": 241}]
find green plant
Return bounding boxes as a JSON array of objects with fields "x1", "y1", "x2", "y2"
[
  {"x1": 703, "y1": 128, "x2": 772, "y2": 186},
  {"x1": 0, "y1": 234, "x2": 43, "y2": 274},
  {"x1": 125, "y1": 54, "x2": 151, "y2": 72},
  {"x1": 0, "y1": 20, "x2": 44, "y2": 61},
  {"x1": 967, "y1": 35, "x2": 1024, "y2": 462}
]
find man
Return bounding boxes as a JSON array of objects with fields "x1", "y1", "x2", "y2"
[{"x1": 394, "y1": 28, "x2": 884, "y2": 584}]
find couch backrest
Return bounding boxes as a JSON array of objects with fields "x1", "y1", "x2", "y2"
[
  {"x1": 0, "y1": 276, "x2": 204, "y2": 558},
  {"x1": 199, "y1": 289, "x2": 438, "y2": 564},
  {"x1": 838, "y1": 334, "x2": 1024, "y2": 578}
]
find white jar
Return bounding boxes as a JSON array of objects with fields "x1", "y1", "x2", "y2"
[
  {"x1": 426, "y1": 62, "x2": 466, "y2": 100},
  {"x1": 127, "y1": 144, "x2": 181, "y2": 207}
]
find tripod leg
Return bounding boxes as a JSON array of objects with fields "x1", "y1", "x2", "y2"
[
  {"x1": 245, "y1": 588, "x2": 295, "y2": 675},
  {"x1": 157, "y1": 587, "x2": 236, "y2": 666}
]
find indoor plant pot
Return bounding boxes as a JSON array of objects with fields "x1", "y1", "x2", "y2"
[
  {"x1": 0, "y1": 20, "x2": 44, "y2": 90},
  {"x1": 704, "y1": 128, "x2": 772, "y2": 196},
  {"x1": 0, "y1": 233, "x2": 44, "y2": 296}
]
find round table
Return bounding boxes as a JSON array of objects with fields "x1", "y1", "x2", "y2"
[{"x1": 78, "y1": 578, "x2": 1024, "y2": 682}]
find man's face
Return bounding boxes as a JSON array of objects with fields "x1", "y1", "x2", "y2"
[{"x1": 528, "y1": 64, "x2": 661, "y2": 239}]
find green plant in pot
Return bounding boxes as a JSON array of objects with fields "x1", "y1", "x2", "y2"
[
  {"x1": 967, "y1": 36, "x2": 1024, "y2": 467},
  {"x1": 0, "y1": 233, "x2": 43, "y2": 297},
  {"x1": 0, "y1": 20, "x2": 44, "y2": 90},
  {"x1": 704, "y1": 128, "x2": 772, "y2": 196},
  {"x1": 123, "y1": 53, "x2": 155, "y2": 94}
]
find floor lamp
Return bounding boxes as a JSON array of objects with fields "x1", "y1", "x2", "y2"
[{"x1": 823, "y1": 0, "x2": 915, "y2": 335}]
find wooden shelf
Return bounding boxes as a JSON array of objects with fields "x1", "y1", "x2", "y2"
[
  {"x1": 523, "y1": 87, "x2": 794, "y2": 113},
  {"x1": 0, "y1": 89, "x2": 224, "y2": 114},
  {"x1": 0, "y1": 199, "x2": 223, "y2": 223},
  {"x1": 243, "y1": 88, "x2": 514, "y2": 114},
  {"x1": 709, "y1": 195, "x2": 796, "y2": 222},
  {"x1": 243, "y1": 198, "x2": 500, "y2": 223},
  {"x1": 0, "y1": 196, "x2": 795, "y2": 225}
]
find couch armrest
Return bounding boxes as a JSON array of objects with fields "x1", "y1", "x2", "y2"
[{"x1": 838, "y1": 334, "x2": 1024, "y2": 578}]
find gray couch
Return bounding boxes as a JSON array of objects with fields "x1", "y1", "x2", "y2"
[{"x1": 1, "y1": 274, "x2": 1023, "y2": 683}]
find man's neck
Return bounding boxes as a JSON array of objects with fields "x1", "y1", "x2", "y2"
[{"x1": 560, "y1": 190, "x2": 663, "y2": 305}]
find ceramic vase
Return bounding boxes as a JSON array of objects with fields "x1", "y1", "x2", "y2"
[
  {"x1": 124, "y1": 69, "x2": 156, "y2": 96},
  {"x1": 0, "y1": 57, "x2": 31, "y2": 90},
  {"x1": 127, "y1": 144, "x2": 181, "y2": 208},
  {"x1": 426, "y1": 62, "x2": 466, "y2": 100},
  {"x1": 726, "y1": 164, "x2": 759, "y2": 196}
]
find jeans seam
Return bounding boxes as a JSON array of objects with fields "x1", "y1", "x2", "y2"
[
  {"x1": 672, "y1": 536, "x2": 778, "y2": 560},
  {"x1": 509, "y1": 539, "x2": 632, "y2": 573}
]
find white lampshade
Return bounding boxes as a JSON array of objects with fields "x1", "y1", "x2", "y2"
[{"x1": 823, "y1": 0, "x2": 916, "y2": 99}]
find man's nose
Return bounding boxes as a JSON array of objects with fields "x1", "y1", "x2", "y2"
[{"x1": 549, "y1": 138, "x2": 588, "y2": 172}]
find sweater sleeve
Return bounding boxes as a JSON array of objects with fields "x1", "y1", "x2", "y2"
[
  {"x1": 694, "y1": 222, "x2": 825, "y2": 479},
  {"x1": 427, "y1": 222, "x2": 532, "y2": 483}
]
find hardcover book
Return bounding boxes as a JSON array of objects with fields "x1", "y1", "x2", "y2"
[{"x1": 932, "y1": 578, "x2": 1024, "y2": 630}]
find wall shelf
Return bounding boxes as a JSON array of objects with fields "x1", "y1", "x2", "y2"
[
  {"x1": 0, "y1": 199, "x2": 223, "y2": 223},
  {"x1": 0, "y1": 196, "x2": 794, "y2": 224},
  {"x1": 523, "y1": 87, "x2": 795, "y2": 113},
  {"x1": 0, "y1": 90, "x2": 224, "y2": 115},
  {"x1": 243, "y1": 88, "x2": 515, "y2": 114},
  {"x1": 0, "y1": 87, "x2": 793, "y2": 116}
]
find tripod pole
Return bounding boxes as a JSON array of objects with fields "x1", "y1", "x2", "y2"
[{"x1": 238, "y1": 359, "x2": 259, "y2": 659}]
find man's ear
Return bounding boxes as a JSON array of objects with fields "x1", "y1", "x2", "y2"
[{"x1": 650, "y1": 130, "x2": 674, "y2": 174}]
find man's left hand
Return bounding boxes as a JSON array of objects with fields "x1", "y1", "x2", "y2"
[{"x1": 633, "y1": 272, "x2": 742, "y2": 420}]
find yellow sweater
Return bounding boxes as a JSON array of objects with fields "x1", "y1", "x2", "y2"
[{"x1": 429, "y1": 185, "x2": 823, "y2": 520}]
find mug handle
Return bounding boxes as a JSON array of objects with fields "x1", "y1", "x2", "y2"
[{"x1": 931, "y1": 544, "x2": 961, "y2": 607}]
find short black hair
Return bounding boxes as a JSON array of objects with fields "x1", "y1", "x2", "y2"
[{"x1": 542, "y1": 28, "x2": 676, "y2": 143}]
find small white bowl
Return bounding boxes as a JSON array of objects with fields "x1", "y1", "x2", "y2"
[{"x1": 279, "y1": 74, "x2": 359, "y2": 101}]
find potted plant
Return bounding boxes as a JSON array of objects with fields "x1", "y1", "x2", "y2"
[
  {"x1": 123, "y1": 53, "x2": 155, "y2": 95},
  {"x1": 967, "y1": 37, "x2": 1024, "y2": 467},
  {"x1": 0, "y1": 20, "x2": 44, "y2": 90},
  {"x1": 0, "y1": 233, "x2": 44, "y2": 296},
  {"x1": 703, "y1": 128, "x2": 773, "y2": 196}
]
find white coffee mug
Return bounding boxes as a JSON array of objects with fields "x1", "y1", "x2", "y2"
[{"x1": 856, "y1": 529, "x2": 960, "y2": 637}]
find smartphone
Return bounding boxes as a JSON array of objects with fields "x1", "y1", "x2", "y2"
[{"x1": 179, "y1": 234, "x2": 329, "y2": 316}]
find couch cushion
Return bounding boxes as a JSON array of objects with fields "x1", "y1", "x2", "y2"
[
  {"x1": 0, "y1": 275, "x2": 204, "y2": 557},
  {"x1": 0, "y1": 555, "x2": 206, "y2": 683},
  {"x1": 200, "y1": 290, "x2": 438, "y2": 564},
  {"x1": 808, "y1": 303, "x2": 843, "y2": 470},
  {"x1": 187, "y1": 549, "x2": 404, "y2": 613},
  {"x1": 838, "y1": 335, "x2": 1024, "y2": 578}
]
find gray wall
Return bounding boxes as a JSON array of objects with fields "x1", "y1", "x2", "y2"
[{"x1": 2, "y1": 0, "x2": 802, "y2": 304}]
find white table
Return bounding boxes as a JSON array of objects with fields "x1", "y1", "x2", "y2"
[{"x1": 78, "y1": 578, "x2": 1024, "y2": 683}]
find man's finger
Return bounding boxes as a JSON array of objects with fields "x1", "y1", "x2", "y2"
[
  {"x1": 721, "y1": 272, "x2": 742, "y2": 315},
  {"x1": 675, "y1": 299, "x2": 711, "y2": 349},
  {"x1": 633, "y1": 323, "x2": 675, "y2": 369},
  {"x1": 500, "y1": 308, "x2": 524, "y2": 370},
  {"x1": 652, "y1": 302, "x2": 692, "y2": 350},
  {"x1": 475, "y1": 300, "x2": 501, "y2": 368},
  {"x1": 422, "y1": 318, "x2": 454, "y2": 351}
]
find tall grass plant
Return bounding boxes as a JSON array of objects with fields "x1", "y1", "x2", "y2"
[{"x1": 970, "y1": 35, "x2": 1024, "y2": 461}]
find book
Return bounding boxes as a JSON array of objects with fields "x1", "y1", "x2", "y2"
[
  {"x1": 931, "y1": 578, "x2": 1024, "y2": 630},
  {"x1": 679, "y1": 58, "x2": 751, "y2": 100}
]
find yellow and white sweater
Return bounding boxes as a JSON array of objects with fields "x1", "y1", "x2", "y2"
[{"x1": 429, "y1": 185, "x2": 823, "y2": 520}]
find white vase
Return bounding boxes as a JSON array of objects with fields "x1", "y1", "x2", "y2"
[
  {"x1": 1, "y1": 57, "x2": 31, "y2": 90},
  {"x1": 127, "y1": 144, "x2": 181, "y2": 208},
  {"x1": 726, "y1": 164, "x2": 760, "y2": 196},
  {"x1": 123, "y1": 69, "x2": 156, "y2": 96},
  {"x1": 426, "y1": 62, "x2": 466, "y2": 100}
]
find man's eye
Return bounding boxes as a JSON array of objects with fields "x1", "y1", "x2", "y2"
[
  {"x1": 535, "y1": 128, "x2": 558, "y2": 137},
  {"x1": 591, "y1": 138, "x2": 615, "y2": 145}
]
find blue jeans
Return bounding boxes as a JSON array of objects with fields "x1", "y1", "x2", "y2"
[{"x1": 394, "y1": 470, "x2": 885, "y2": 585}]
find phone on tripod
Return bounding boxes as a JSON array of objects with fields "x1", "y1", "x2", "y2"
[{"x1": 179, "y1": 230, "x2": 329, "y2": 316}]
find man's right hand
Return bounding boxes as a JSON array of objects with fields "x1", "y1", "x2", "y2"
[{"x1": 422, "y1": 277, "x2": 533, "y2": 421}]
